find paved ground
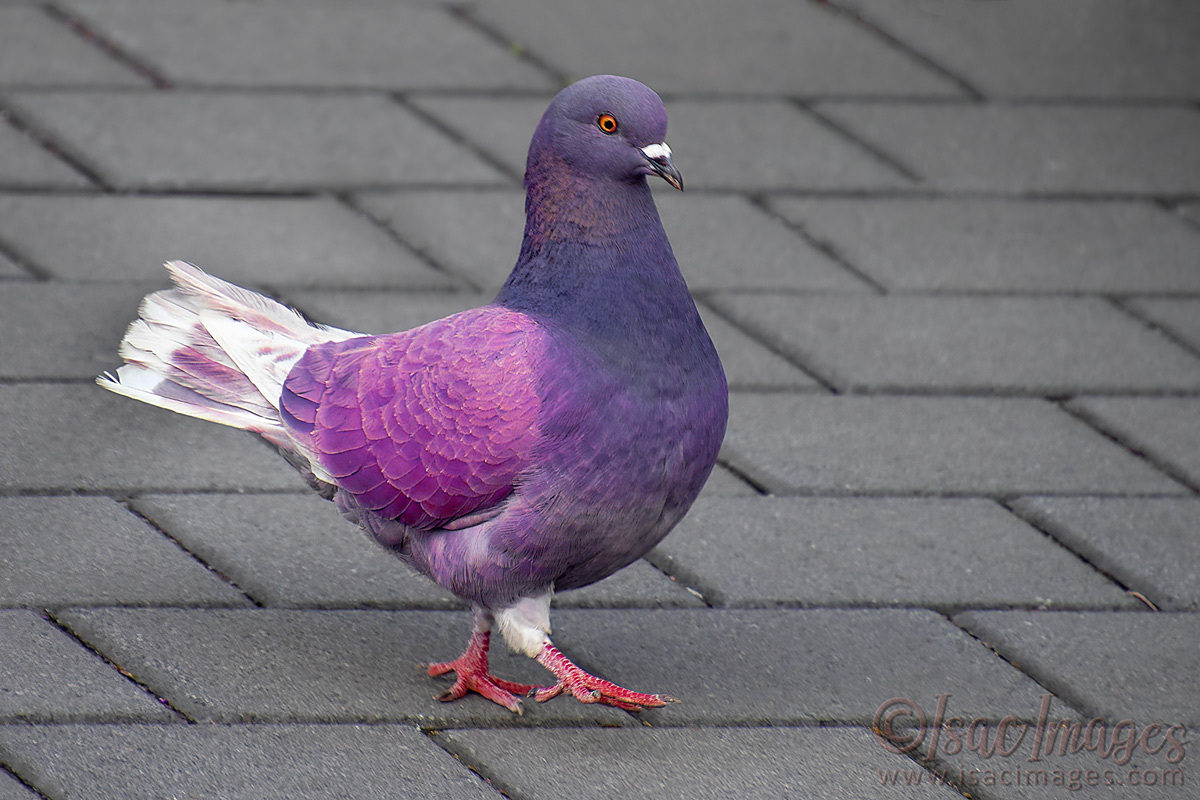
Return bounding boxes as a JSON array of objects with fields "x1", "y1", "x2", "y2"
[{"x1": 1, "y1": 1, "x2": 1198, "y2": 798}]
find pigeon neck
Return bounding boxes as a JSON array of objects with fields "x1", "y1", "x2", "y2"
[
  {"x1": 517, "y1": 152, "x2": 663, "y2": 248},
  {"x1": 495, "y1": 154, "x2": 696, "y2": 347}
]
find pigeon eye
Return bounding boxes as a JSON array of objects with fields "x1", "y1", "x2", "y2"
[{"x1": 597, "y1": 114, "x2": 619, "y2": 134}]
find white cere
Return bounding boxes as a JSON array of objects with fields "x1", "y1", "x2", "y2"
[{"x1": 640, "y1": 142, "x2": 672, "y2": 160}]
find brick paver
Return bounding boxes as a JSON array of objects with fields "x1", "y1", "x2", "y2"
[
  {"x1": 711, "y1": 294, "x2": 1200, "y2": 393},
  {"x1": 0, "y1": 194, "x2": 456, "y2": 287},
  {"x1": 61, "y1": 0, "x2": 552, "y2": 91},
  {"x1": 0, "y1": 384, "x2": 307, "y2": 492},
  {"x1": 0, "y1": 117, "x2": 90, "y2": 188},
  {"x1": 0, "y1": 497, "x2": 248, "y2": 608},
  {"x1": 442, "y1": 727, "x2": 964, "y2": 800},
  {"x1": 2, "y1": 2, "x2": 1195, "y2": 798},
  {"x1": 772, "y1": 198, "x2": 1200, "y2": 293},
  {"x1": 0, "y1": 5, "x2": 148, "y2": 87},
  {"x1": 5, "y1": 91, "x2": 507, "y2": 190},
  {"x1": 0, "y1": 724, "x2": 498, "y2": 800},
  {"x1": 650, "y1": 496, "x2": 1135, "y2": 610},
  {"x1": 842, "y1": 0, "x2": 1200, "y2": 99},
  {"x1": 1069, "y1": 397, "x2": 1200, "y2": 489},
  {"x1": 955, "y1": 611, "x2": 1200, "y2": 726},
  {"x1": 0, "y1": 611, "x2": 175, "y2": 723},
  {"x1": 819, "y1": 103, "x2": 1200, "y2": 194},
  {"x1": 1126, "y1": 297, "x2": 1200, "y2": 352},
  {"x1": 723, "y1": 394, "x2": 1186, "y2": 496},
  {"x1": 1011, "y1": 496, "x2": 1200, "y2": 611},
  {"x1": 472, "y1": 0, "x2": 963, "y2": 96}
]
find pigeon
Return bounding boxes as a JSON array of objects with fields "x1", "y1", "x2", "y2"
[{"x1": 98, "y1": 75, "x2": 728, "y2": 713}]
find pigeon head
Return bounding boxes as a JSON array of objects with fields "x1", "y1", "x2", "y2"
[{"x1": 526, "y1": 75, "x2": 682, "y2": 192}]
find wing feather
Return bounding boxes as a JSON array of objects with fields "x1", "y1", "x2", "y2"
[{"x1": 282, "y1": 306, "x2": 546, "y2": 530}]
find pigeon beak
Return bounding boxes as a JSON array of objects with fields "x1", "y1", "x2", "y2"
[{"x1": 640, "y1": 142, "x2": 683, "y2": 191}]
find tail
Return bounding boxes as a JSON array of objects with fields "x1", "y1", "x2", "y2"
[{"x1": 98, "y1": 260, "x2": 360, "y2": 451}]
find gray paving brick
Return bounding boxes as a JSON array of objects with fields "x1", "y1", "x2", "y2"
[
  {"x1": 1068, "y1": 397, "x2": 1200, "y2": 489},
  {"x1": 1182, "y1": 203, "x2": 1200, "y2": 229},
  {"x1": 474, "y1": 0, "x2": 960, "y2": 97},
  {"x1": 549, "y1": 608, "x2": 1057, "y2": 726},
  {"x1": 0, "y1": 610, "x2": 175, "y2": 722},
  {"x1": 692, "y1": 305, "x2": 820, "y2": 390},
  {"x1": 355, "y1": 190, "x2": 524, "y2": 289},
  {"x1": 955, "y1": 611, "x2": 1199, "y2": 727},
  {"x1": 0, "y1": 496, "x2": 247, "y2": 608},
  {"x1": 650, "y1": 191, "x2": 870, "y2": 290},
  {"x1": 0, "y1": 282, "x2": 146, "y2": 379},
  {"x1": 0, "y1": 724, "x2": 495, "y2": 800},
  {"x1": 1011, "y1": 497, "x2": 1200, "y2": 612},
  {"x1": 407, "y1": 94, "x2": 545, "y2": 182},
  {"x1": 0, "y1": 118, "x2": 90, "y2": 189},
  {"x1": 844, "y1": 0, "x2": 1200, "y2": 99},
  {"x1": 357, "y1": 189, "x2": 868, "y2": 292},
  {"x1": 56, "y1": 608, "x2": 629, "y2": 726},
  {"x1": 551, "y1": 559, "x2": 705, "y2": 609},
  {"x1": 0, "y1": 194, "x2": 456, "y2": 287},
  {"x1": 723, "y1": 394, "x2": 1186, "y2": 496},
  {"x1": 0, "y1": 251, "x2": 23, "y2": 277},
  {"x1": 710, "y1": 294, "x2": 1200, "y2": 393},
  {"x1": 415, "y1": 95, "x2": 914, "y2": 191},
  {"x1": 64, "y1": 0, "x2": 550, "y2": 90},
  {"x1": 284, "y1": 289, "x2": 818, "y2": 391},
  {"x1": 772, "y1": 198, "x2": 1200, "y2": 293},
  {"x1": 130, "y1": 493, "x2": 463, "y2": 609},
  {"x1": 649, "y1": 497, "x2": 1133, "y2": 611},
  {"x1": 0, "y1": 383, "x2": 306, "y2": 493},
  {"x1": 0, "y1": 6, "x2": 146, "y2": 87},
  {"x1": 819, "y1": 103, "x2": 1200, "y2": 194},
  {"x1": 0, "y1": 772, "x2": 38, "y2": 800},
  {"x1": 444, "y1": 726, "x2": 963, "y2": 800},
  {"x1": 4, "y1": 91, "x2": 506, "y2": 190},
  {"x1": 698, "y1": 464, "x2": 757, "y2": 497},
  {"x1": 1125, "y1": 298, "x2": 1200, "y2": 353}
]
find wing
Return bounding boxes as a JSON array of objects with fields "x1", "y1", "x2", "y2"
[{"x1": 280, "y1": 306, "x2": 546, "y2": 530}]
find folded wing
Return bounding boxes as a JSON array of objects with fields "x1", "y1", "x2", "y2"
[{"x1": 281, "y1": 307, "x2": 546, "y2": 531}]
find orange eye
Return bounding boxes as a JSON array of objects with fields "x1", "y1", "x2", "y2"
[{"x1": 597, "y1": 114, "x2": 618, "y2": 134}]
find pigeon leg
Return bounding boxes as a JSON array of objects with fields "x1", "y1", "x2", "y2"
[
  {"x1": 427, "y1": 628, "x2": 535, "y2": 714},
  {"x1": 532, "y1": 642, "x2": 678, "y2": 711}
]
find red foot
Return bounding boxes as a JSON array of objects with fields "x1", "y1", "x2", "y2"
[
  {"x1": 533, "y1": 642, "x2": 678, "y2": 711},
  {"x1": 426, "y1": 630, "x2": 534, "y2": 714}
]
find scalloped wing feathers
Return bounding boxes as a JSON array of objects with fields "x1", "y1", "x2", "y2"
[{"x1": 281, "y1": 306, "x2": 547, "y2": 531}]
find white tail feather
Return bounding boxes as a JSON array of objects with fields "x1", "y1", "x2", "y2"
[
  {"x1": 164, "y1": 260, "x2": 357, "y2": 341},
  {"x1": 99, "y1": 365, "x2": 292, "y2": 445},
  {"x1": 199, "y1": 310, "x2": 309, "y2": 411},
  {"x1": 99, "y1": 261, "x2": 364, "y2": 454}
]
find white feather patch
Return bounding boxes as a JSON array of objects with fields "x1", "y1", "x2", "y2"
[
  {"x1": 198, "y1": 312, "x2": 305, "y2": 411},
  {"x1": 165, "y1": 260, "x2": 360, "y2": 342},
  {"x1": 495, "y1": 592, "x2": 553, "y2": 657},
  {"x1": 640, "y1": 141, "x2": 672, "y2": 161},
  {"x1": 97, "y1": 366, "x2": 289, "y2": 440}
]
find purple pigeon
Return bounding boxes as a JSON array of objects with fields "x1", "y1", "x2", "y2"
[{"x1": 99, "y1": 75, "x2": 728, "y2": 713}]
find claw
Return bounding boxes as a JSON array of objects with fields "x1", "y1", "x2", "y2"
[
  {"x1": 533, "y1": 642, "x2": 675, "y2": 711},
  {"x1": 426, "y1": 630, "x2": 534, "y2": 714}
]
